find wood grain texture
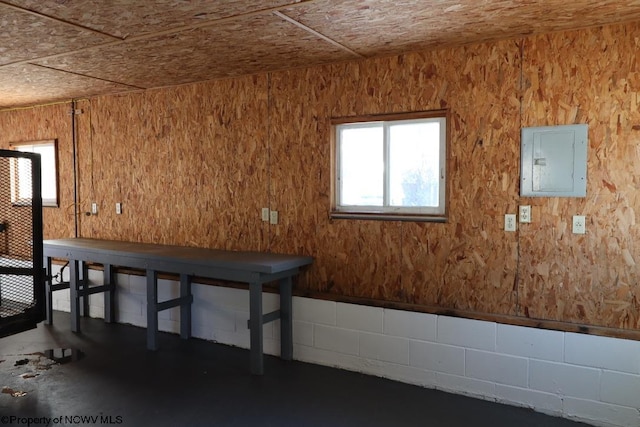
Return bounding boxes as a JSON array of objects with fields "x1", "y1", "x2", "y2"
[
  {"x1": 269, "y1": 41, "x2": 521, "y2": 314},
  {"x1": 281, "y1": 0, "x2": 640, "y2": 57},
  {"x1": 519, "y1": 22, "x2": 640, "y2": 328},
  {"x1": 0, "y1": 64, "x2": 135, "y2": 110},
  {"x1": 34, "y1": 13, "x2": 359, "y2": 89},
  {"x1": 2, "y1": 20, "x2": 640, "y2": 334},
  {"x1": 4, "y1": 0, "x2": 308, "y2": 38},
  {"x1": 0, "y1": 4, "x2": 111, "y2": 65},
  {"x1": 77, "y1": 76, "x2": 270, "y2": 252},
  {"x1": 0, "y1": 103, "x2": 76, "y2": 239},
  {"x1": 5, "y1": 0, "x2": 640, "y2": 110}
]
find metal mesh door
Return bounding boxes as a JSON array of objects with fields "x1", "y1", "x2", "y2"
[{"x1": 0, "y1": 149, "x2": 44, "y2": 338}]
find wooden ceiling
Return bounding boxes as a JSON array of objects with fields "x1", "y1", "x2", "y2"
[{"x1": 2, "y1": 0, "x2": 640, "y2": 109}]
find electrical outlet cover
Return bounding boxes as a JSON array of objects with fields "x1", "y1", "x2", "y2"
[
  {"x1": 573, "y1": 215, "x2": 586, "y2": 234},
  {"x1": 519, "y1": 205, "x2": 531, "y2": 223},
  {"x1": 270, "y1": 210, "x2": 278, "y2": 225},
  {"x1": 504, "y1": 214, "x2": 517, "y2": 232}
]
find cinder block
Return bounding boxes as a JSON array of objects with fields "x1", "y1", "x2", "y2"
[
  {"x1": 293, "y1": 297, "x2": 336, "y2": 326},
  {"x1": 128, "y1": 274, "x2": 146, "y2": 295},
  {"x1": 529, "y1": 360, "x2": 600, "y2": 400},
  {"x1": 364, "y1": 360, "x2": 437, "y2": 388},
  {"x1": 115, "y1": 291, "x2": 143, "y2": 316},
  {"x1": 294, "y1": 343, "x2": 362, "y2": 372},
  {"x1": 435, "y1": 372, "x2": 496, "y2": 399},
  {"x1": 88, "y1": 302, "x2": 105, "y2": 319},
  {"x1": 314, "y1": 324, "x2": 359, "y2": 355},
  {"x1": 200, "y1": 285, "x2": 248, "y2": 311},
  {"x1": 86, "y1": 269, "x2": 103, "y2": 284},
  {"x1": 191, "y1": 302, "x2": 235, "y2": 332},
  {"x1": 359, "y1": 332, "x2": 409, "y2": 365},
  {"x1": 409, "y1": 340, "x2": 465, "y2": 375},
  {"x1": 384, "y1": 308, "x2": 437, "y2": 341},
  {"x1": 293, "y1": 321, "x2": 313, "y2": 346},
  {"x1": 115, "y1": 273, "x2": 129, "y2": 289},
  {"x1": 600, "y1": 370, "x2": 640, "y2": 408},
  {"x1": 158, "y1": 306, "x2": 178, "y2": 321},
  {"x1": 235, "y1": 310, "x2": 274, "y2": 338},
  {"x1": 496, "y1": 323, "x2": 563, "y2": 361},
  {"x1": 495, "y1": 384, "x2": 563, "y2": 415},
  {"x1": 117, "y1": 310, "x2": 145, "y2": 328},
  {"x1": 157, "y1": 278, "x2": 179, "y2": 301},
  {"x1": 336, "y1": 302, "x2": 383, "y2": 333},
  {"x1": 158, "y1": 318, "x2": 179, "y2": 334},
  {"x1": 565, "y1": 332, "x2": 640, "y2": 374},
  {"x1": 563, "y1": 397, "x2": 640, "y2": 427},
  {"x1": 437, "y1": 316, "x2": 496, "y2": 351},
  {"x1": 465, "y1": 350, "x2": 528, "y2": 387}
]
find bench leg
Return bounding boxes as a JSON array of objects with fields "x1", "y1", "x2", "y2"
[
  {"x1": 104, "y1": 263, "x2": 116, "y2": 323},
  {"x1": 80, "y1": 261, "x2": 89, "y2": 317},
  {"x1": 146, "y1": 269, "x2": 159, "y2": 350},
  {"x1": 249, "y1": 281, "x2": 264, "y2": 375},
  {"x1": 279, "y1": 276, "x2": 293, "y2": 361},
  {"x1": 45, "y1": 256, "x2": 53, "y2": 325},
  {"x1": 179, "y1": 274, "x2": 192, "y2": 339},
  {"x1": 70, "y1": 260, "x2": 80, "y2": 332}
]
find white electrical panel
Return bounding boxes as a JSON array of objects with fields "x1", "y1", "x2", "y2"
[{"x1": 520, "y1": 124, "x2": 588, "y2": 197}]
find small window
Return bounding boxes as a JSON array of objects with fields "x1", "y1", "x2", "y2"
[
  {"x1": 332, "y1": 111, "x2": 447, "y2": 221},
  {"x1": 11, "y1": 140, "x2": 59, "y2": 207}
]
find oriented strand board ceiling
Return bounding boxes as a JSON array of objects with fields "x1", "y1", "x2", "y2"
[{"x1": 2, "y1": 0, "x2": 640, "y2": 109}]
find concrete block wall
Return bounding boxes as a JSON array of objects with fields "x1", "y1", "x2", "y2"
[{"x1": 50, "y1": 267, "x2": 640, "y2": 427}]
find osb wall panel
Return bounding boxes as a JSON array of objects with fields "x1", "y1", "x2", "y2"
[
  {"x1": 519, "y1": 22, "x2": 640, "y2": 329},
  {"x1": 268, "y1": 41, "x2": 521, "y2": 315},
  {"x1": 0, "y1": 103, "x2": 76, "y2": 240},
  {"x1": 3, "y1": 21, "x2": 640, "y2": 332},
  {"x1": 77, "y1": 76, "x2": 269, "y2": 251}
]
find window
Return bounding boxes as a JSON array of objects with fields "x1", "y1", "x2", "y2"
[
  {"x1": 332, "y1": 111, "x2": 447, "y2": 221},
  {"x1": 11, "y1": 140, "x2": 59, "y2": 207}
]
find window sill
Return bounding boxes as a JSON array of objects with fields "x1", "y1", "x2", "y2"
[{"x1": 330, "y1": 212, "x2": 447, "y2": 223}]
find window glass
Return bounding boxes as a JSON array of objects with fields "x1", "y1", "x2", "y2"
[
  {"x1": 11, "y1": 140, "x2": 59, "y2": 207},
  {"x1": 333, "y1": 113, "x2": 446, "y2": 220}
]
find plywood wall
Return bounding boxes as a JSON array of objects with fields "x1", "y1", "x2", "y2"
[
  {"x1": 2, "y1": 21, "x2": 640, "y2": 332},
  {"x1": 518, "y1": 22, "x2": 640, "y2": 328},
  {"x1": 0, "y1": 103, "x2": 76, "y2": 239},
  {"x1": 76, "y1": 76, "x2": 270, "y2": 251}
]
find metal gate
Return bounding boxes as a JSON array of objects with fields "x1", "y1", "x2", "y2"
[{"x1": 0, "y1": 149, "x2": 44, "y2": 338}]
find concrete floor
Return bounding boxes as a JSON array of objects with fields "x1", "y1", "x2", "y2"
[{"x1": 0, "y1": 312, "x2": 589, "y2": 427}]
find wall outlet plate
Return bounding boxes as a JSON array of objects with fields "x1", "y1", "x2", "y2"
[
  {"x1": 91, "y1": 202, "x2": 98, "y2": 215},
  {"x1": 261, "y1": 208, "x2": 270, "y2": 222},
  {"x1": 573, "y1": 215, "x2": 586, "y2": 234},
  {"x1": 270, "y1": 210, "x2": 278, "y2": 225},
  {"x1": 504, "y1": 214, "x2": 517, "y2": 232},
  {"x1": 519, "y1": 205, "x2": 531, "y2": 223}
]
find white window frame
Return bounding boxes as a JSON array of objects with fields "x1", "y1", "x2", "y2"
[
  {"x1": 11, "y1": 139, "x2": 59, "y2": 208},
  {"x1": 331, "y1": 111, "x2": 448, "y2": 222}
]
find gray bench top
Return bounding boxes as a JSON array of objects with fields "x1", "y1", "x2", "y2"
[{"x1": 43, "y1": 238, "x2": 313, "y2": 275}]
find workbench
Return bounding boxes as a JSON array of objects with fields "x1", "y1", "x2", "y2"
[{"x1": 43, "y1": 238, "x2": 313, "y2": 375}]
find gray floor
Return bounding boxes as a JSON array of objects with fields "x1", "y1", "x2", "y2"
[{"x1": 0, "y1": 312, "x2": 589, "y2": 427}]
